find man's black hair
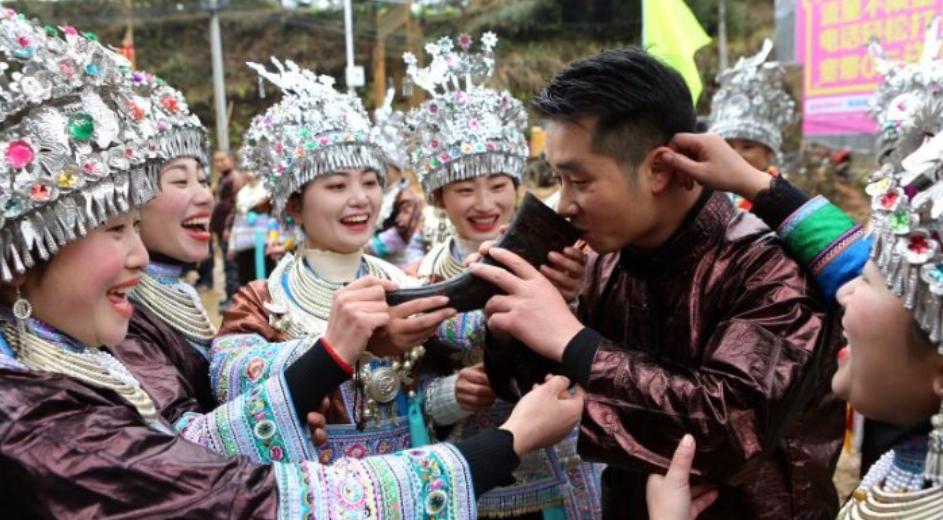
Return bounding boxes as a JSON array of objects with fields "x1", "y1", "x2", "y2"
[{"x1": 533, "y1": 47, "x2": 697, "y2": 172}]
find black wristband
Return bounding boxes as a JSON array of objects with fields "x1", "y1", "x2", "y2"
[
  {"x1": 752, "y1": 175, "x2": 811, "y2": 231},
  {"x1": 283, "y1": 338, "x2": 351, "y2": 422},
  {"x1": 455, "y1": 428, "x2": 520, "y2": 498},
  {"x1": 561, "y1": 327, "x2": 602, "y2": 388}
]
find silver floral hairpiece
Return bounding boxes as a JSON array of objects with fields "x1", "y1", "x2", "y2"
[
  {"x1": 243, "y1": 58, "x2": 386, "y2": 214},
  {"x1": 0, "y1": 9, "x2": 205, "y2": 281},
  {"x1": 869, "y1": 17, "x2": 943, "y2": 163},
  {"x1": 403, "y1": 32, "x2": 528, "y2": 194},
  {"x1": 708, "y1": 39, "x2": 796, "y2": 157}
]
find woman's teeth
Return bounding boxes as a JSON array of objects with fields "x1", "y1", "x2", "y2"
[
  {"x1": 469, "y1": 216, "x2": 497, "y2": 225},
  {"x1": 107, "y1": 287, "x2": 130, "y2": 300},
  {"x1": 341, "y1": 215, "x2": 369, "y2": 225},
  {"x1": 182, "y1": 216, "x2": 209, "y2": 230}
]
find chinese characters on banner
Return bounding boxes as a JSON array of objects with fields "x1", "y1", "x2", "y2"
[{"x1": 797, "y1": 0, "x2": 943, "y2": 136}]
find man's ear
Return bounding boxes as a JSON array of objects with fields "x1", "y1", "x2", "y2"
[{"x1": 647, "y1": 146, "x2": 677, "y2": 195}]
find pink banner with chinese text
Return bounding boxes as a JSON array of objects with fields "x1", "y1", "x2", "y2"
[{"x1": 797, "y1": 0, "x2": 943, "y2": 136}]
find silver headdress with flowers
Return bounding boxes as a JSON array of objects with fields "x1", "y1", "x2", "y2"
[
  {"x1": 403, "y1": 32, "x2": 528, "y2": 194},
  {"x1": 0, "y1": 9, "x2": 205, "y2": 281},
  {"x1": 869, "y1": 17, "x2": 943, "y2": 164},
  {"x1": 243, "y1": 58, "x2": 387, "y2": 214},
  {"x1": 868, "y1": 131, "x2": 943, "y2": 354},
  {"x1": 708, "y1": 39, "x2": 796, "y2": 155}
]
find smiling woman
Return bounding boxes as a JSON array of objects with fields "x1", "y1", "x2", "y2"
[
  {"x1": 212, "y1": 57, "x2": 461, "y2": 471},
  {"x1": 401, "y1": 32, "x2": 603, "y2": 520}
]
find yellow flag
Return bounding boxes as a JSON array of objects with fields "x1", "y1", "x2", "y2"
[{"x1": 642, "y1": 0, "x2": 712, "y2": 104}]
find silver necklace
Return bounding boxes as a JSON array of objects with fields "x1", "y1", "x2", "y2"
[
  {"x1": 8, "y1": 326, "x2": 159, "y2": 422},
  {"x1": 131, "y1": 272, "x2": 217, "y2": 343}
]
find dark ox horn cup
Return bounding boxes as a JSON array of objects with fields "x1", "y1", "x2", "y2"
[
  {"x1": 385, "y1": 192, "x2": 582, "y2": 402},
  {"x1": 385, "y1": 192, "x2": 581, "y2": 311}
]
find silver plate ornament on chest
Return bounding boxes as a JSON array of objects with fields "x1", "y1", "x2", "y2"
[{"x1": 364, "y1": 366, "x2": 402, "y2": 403}]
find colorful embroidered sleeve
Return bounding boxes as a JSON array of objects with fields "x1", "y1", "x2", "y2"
[
  {"x1": 777, "y1": 195, "x2": 871, "y2": 302},
  {"x1": 175, "y1": 370, "x2": 314, "y2": 463},
  {"x1": 273, "y1": 443, "x2": 476, "y2": 520},
  {"x1": 210, "y1": 332, "x2": 314, "y2": 402},
  {"x1": 436, "y1": 310, "x2": 487, "y2": 352}
]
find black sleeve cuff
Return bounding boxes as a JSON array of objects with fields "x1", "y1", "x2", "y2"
[
  {"x1": 455, "y1": 428, "x2": 520, "y2": 498},
  {"x1": 562, "y1": 327, "x2": 601, "y2": 388},
  {"x1": 284, "y1": 338, "x2": 351, "y2": 422},
  {"x1": 752, "y1": 175, "x2": 811, "y2": 231}
]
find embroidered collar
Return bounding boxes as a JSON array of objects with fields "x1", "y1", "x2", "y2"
[{"x1": 145, "y1": 252, "x2": 186, "y2": 280}]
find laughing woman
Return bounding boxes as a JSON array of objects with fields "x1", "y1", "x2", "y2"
[
  {"x1": 404, "y1": 34, "x2": 603, "y2": 520},
  {"x1": 212, "y1": 59, "x2": 455, "y2": 464},
  {"x1": 0, "y1": 14, "x2": 586, "y2": 518}
]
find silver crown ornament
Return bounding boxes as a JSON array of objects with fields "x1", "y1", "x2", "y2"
[
  {"x1": 402, "y1": 32, "x2": 528, "y2": 194},
  {"x1": 708, "y1": 39, "x2": 796, "y2": 157},
  {"x1": 243, "y1": 58, "x2": 387, "y2": 215},
  {"x1": 869, "y1": 17, "x2": 943, "y2": 164},
  {"x1": 0, "y1": 9, "x2": 205, "y2": 281}
]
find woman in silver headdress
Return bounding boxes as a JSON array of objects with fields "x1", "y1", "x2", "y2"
[
  {"x1": 707, "y1": 39, "x2": 795, "y2": 211},
  {"x1": 403, "y1": 33, "x2": 603, "y2": 520},
  {"x1": 212, "y1": 58, "x2": 463, "y2": 466}
]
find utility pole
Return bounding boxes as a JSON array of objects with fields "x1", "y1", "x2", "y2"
[
  {"x1": 343, "y1": 0, "x2": 365, "y2": 93},
  {"x1": 208, "y1": 0, "x2": 230, "y2": 152},
  {"x1": 718, "y1": 0, "x2": 728, "y2": 71}
]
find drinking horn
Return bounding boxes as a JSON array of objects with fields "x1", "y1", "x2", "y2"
[{"x1": 385, "y1": 192, "x2": 582, "y2": 312}]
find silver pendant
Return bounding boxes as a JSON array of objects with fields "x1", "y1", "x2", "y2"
[{"x1": 365, "y1": 366, "x2": 402, "y2": 404}]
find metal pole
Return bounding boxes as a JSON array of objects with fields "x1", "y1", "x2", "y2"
[
  {"x1": 718, "y1": 0, "x2": 728, "y2": 71},
  {"x1": 344, "y1": 0, "x2": 355, "y2": 93},
  {"x1": 209, "y1": 0, "x2": 230, "y2": 152}
]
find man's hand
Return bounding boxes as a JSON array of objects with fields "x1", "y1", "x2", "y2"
[
  {"x1": 664, "y1": 133, "x2": 772, "y2": 201},
  {"x1": 499, "y1": 375, "x2": 584, "y2": 456},
  {"x1": 540, "y1": 244, "x2": 586, "y2": 303},
  {"x1": 323, "y1": 276, "x2": 397, "y2": 364},
  {"x1": 455, "y1": 362, "x2": 496, "y2": 411},
  {"x1": 645, "y1": 435, "x2": 719, "y2": 520},
  {"x1": 368, "y1": 296, "x2": 455, "y2": 357},
  {"x1": 469, "y1": 247, "x2": 584, "y2": 362}
]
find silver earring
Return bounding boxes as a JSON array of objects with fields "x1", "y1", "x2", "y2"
[
  {"x1": 925, "y1": 400, "x2": 943, "y2": 484},
  {"x1": 12, "y1": 286, "x2": 31, "y2": 338}
]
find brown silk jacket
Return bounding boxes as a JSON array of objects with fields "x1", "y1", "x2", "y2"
[
  {"x1": 115, "y1": 306, "x2": 216, "y2": 421},
  {"x1": 0, "y1": 367, "x2": 281, "y2": 518},
  {"x1": 576, "y1": 191, "x2": 844, "y2": 519}
]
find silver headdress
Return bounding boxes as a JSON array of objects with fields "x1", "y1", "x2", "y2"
[
  {"x1": 708, "y1": 39, "x2": 796, "y2": 155},
  {"x1": 0, "y1": 10, "x2": 205, "y2": 281},
  {"x1": 869, "y1": 17, "x2": 943, "y2": 164},
  {"x1": 868, "y1": 131, "x2": 943, "y2": 353},
  {"x1": 866, "y1": 127, "x2": 943, "y2": 488},
  {"x1": 372, "y1": 86, "x2": 408, "y2": 171},
  {"x1": 403, "y1": 32, "x2": 528, "y2": 194},
  {"x1": 243, "y1": 58, "x2": 387, "y2": 214}
]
